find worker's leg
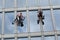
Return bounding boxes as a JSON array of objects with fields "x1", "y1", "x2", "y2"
[
  {"x1": 21, "y1": 22, "x2": 24, "y2": 27},
  {"x1": 12, "y1": 19, "x2": 18, "y2": 24},
  {"x1": 42, "y1": 21, "x2": 44, "y2": 25},
  {"x1": 37, "y1": 20, "x2": 40, "y2": 24}
]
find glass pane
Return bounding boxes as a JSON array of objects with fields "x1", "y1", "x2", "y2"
[
  {"x1": 58, "y1": 36, "x2": 60, "y2": 40},
  {"x1": 4, "y1": 12, "x2": 15, "y2": 34},
  {"x1": 44, "y1": 36, "x2": 55, "y2": 40},
  {"x1": 0, "y1": 13, "x2": 2, "y2": 34},
  {"x1": 4, "y1": 38, "x2": 14, "y2": 40},
  {"x1": 43, "y1": 10, "x2": 53, "y2": 31},
  {"x1": 28, "y1": 0, "x2": 38, "y2": 7},
  {"x1": 31, "y1": 37, "x2": 41, "y2": 40},
  {"x1": 18, "y1": 38, "x2": 28, "y2": 40},
  {"x1": 17, "y1": 0, "x2": 26, "y2": 8},
  {"x1": 0, "y1": 0, "x2": 3, "y2": 8},
  {"x1": 39, "y1": 0, "x2": 49, "y2": 7},
  {"x1": 29, "y1": 11, "x2": 41, "y2": 32},
  {"x1": 17, "y1": 12, "x2": 27, "y2": 33},
  {"x1": 53, "y1": 10, "x2": 60, "y2": 30},
  {"x1": 51, "y1": 0, "x2": 60, "y2": 6},
  {"x1": 5, "y1": 0, "x2": 14, "y2": 8}
]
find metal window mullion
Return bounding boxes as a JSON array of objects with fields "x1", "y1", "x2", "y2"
[
  {"x1": 49, "y1": 0, "x2": 57, "y2": 40},
  {"x1": 28, "y1": 36, "x2": 31, "y2": 40},
  {"x1": 1, "y1": 38, "x2": 4, "y2": 40},
  {"x1": 1, "y1": 0, "x2": 5, "y2": 40},
  {"x1": 14, "y1": 11, "x2": 18, "y2": 40},
  {"x1": 14, "y1": 0, "x2": 17, "y2": 8},
  {"x1": 38, "y1": 0, "x2": 40, "y2": 7},
  {"x1": 50, "y1": 0, "x2": 56, "y2": 30},
  {"x1": 2, "y1": 8, "x2": 4, "y2": 39},
  {"x1": 26, "y1": 9, "x2": 31, "y2": 40},
  {"x1": 26, "y1": 8, "x2": 31, "y2": 40},
  {"x1": 49, "y1": 0, "x2": 52, "y2": 6},
  {"x1": 50, "y1": 8, "x2": 58, "y2": 40},
  {"x1": 14, "y1": 0, "x2": 17, "y2": 34},
  {"x1": 1, "y1": 12, "x2": 4, "y2": 40},
  {"x1": 1, "y1": 34, "x2": 4, "y2": 40},
  {"x1": 14, "y1": 0, "x2": 18, "y2": 40},
  {"x1": 2, "y1": 0, "x2": 5, "y2": 34},
  {"x1": 26, "y1": 10, "x2": 30, "y2": 33},
  {"x1": 49, "y1": 0, "x2": 58, "y2": 40},
  {"x1": 26, "y1": 0, "x2": 31, "y2": 40},
  {"x1": 15, "y1": 34, "x2": 18, "y2": 40},
  {"x1": 38, "y1": 0, "x2": 39, "y2": 7},
  {"x1": 2, "y1": 0, "x2": 5, "y2": 8}
]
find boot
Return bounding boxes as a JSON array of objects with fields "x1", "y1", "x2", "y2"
[
  {"x1": 37, "y1": 20, "x2": 40, "y2": 24},
  {"x1": 42, "y1": 21, "x2": 44, "y2": 25},
  {"x1": 21, "y1": 22, "x2": 24, "y2": 27}
]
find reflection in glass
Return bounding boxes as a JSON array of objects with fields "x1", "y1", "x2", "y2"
[
  {"x1": 44, "y1": 36, "x2": 55, "y2": 40},
  {"x1": 17, "y1": 0, "x2": 26, "y2": 8},
  {"x1": 17, "y1": 12, "x2": 27, "y2": 33},
  {"x1": 0, "y1": 13, "x2": 2, "y2": 34},
  {"x1": 28, "y1": 0, "x2": 38, "y2": 7},
  {"x1": 43, "y1": 10, "x2": 53, "y2": 31},
  {"x1": 5, "y1": 0, "x2": 14, "y2": 8},
  {"x1": 39, "y1": 0, "x2": 49, "y2": 7},
  {"x1": 31, "y1": 37, "x2": 41, "y2": 40},
  {"x1": 28, "y1": 0, "x2": 49, "y2": 7},
  {"x1": 29, "y1": 11, "x2": 41, "y2": 32},
  {"x1": 58, "y1": 36, "x2": 60, "y2": 40},
  {"x1": 4, "y1": 38, "x2": 14, "y2": 40},
  {"x1": 51, "y1": 0, "x2": 60, "y2": 6},
  {"x1": 53, "y1": 10, "x2": 60, "y2": 30},
  {"x1": 0, "y1": 0, "x2": 3, "y2": 8},
  {"x1": 4, "y1": 12, "x2": 15, "y2": 34},
  {"x1": 18, "y1": 38, "x2": 28, "y2": 40}
]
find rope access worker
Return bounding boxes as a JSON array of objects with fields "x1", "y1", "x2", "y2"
[
  {"x1": 12, "y1": 12, "x2": 25, "y2": 27},
  {"x1": 37, "y1": 9, "x2": 44, "y2": 25}
]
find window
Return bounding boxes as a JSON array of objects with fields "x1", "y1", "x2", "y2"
[
  {"x1": 29, "y1": 11, "x2": 41, "y2": 32},
  {"x1": 5, "y1": 0, "x2": 14, "y2": 8},
  {"x1": 4, "y1": 38, "x2": 14, "y2": 40},
  {"x1": 28, "y1": 0, "x2": 38, "y2": 7},
  {"x1": 44, "y1": 36, "x2": 55, "y2": 40},
  {"x1": 18, "y1": 38, "x2": 28, "y2": 40},
  {"x1": 0, "y1": 0, "x2": 60, "y2": 40},
  {"x1": 4, "y1": 12, "x2": 15, "y2": 34},
  {"x1": 31, "y1": 37, "x2": 41, "y2": 40},
  {"x1": 17, "y1": 0, "x2": 26, "y2": 8},
  {"x1": 28, "y1": 0, "x2": 49, "y2": 7},
  {"x1": 58, "y1": 36, "x2": 60, "y2": 40},
  {"x1": 0, "y1": 13, "x2": 2, "y2": 34},
  {"x1": 43, "y1": 10, "x2": 53, "y2": 31},
  {"x1": 51, "y1": 0, "x2": 60, "y2": 6},
  {"x1": 39, "y1": 0, "x2": 49, "y2": 7},
  {"x1": 53, "y1": 10, "x2": 60, "y2": 30},
  {"x1": 0, "y1": 0, "x2": 3, "y2": 8}
]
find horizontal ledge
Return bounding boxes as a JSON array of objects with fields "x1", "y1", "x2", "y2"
[
  {"x1": 0, "y1": 6, "x2": 60, "y2": 12},
  {"x1": 0, "y1": 31, "x2": 60, "y2": 38}
]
